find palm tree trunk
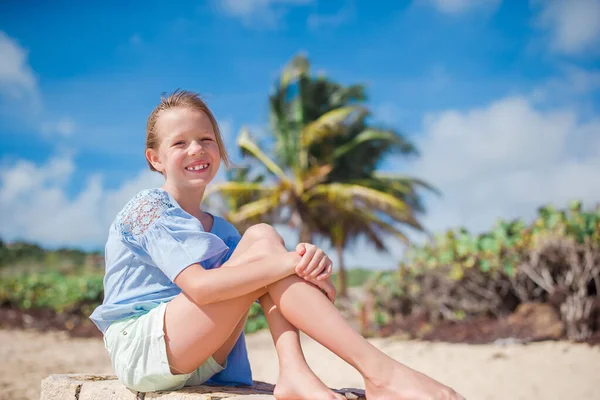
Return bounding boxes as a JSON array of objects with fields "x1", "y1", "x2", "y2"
[
  {"x1": 299, "y1": 223, "x2": 312, "y2": 243},
  {"x1": 336, "y1": 242, "x2": 348, "y2": 298}
]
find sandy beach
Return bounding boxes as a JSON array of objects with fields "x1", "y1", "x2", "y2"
[{"x1": 1, "y1": 328, "x2": 598, "y2": 400}]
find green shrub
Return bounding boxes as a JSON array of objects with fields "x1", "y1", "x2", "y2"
[
  {"x1": 0, "y1": 270, "x2": 104, "y2": 317},
  {"x1": 365, "y1": 200, "x2": 600, "y2": 340},
  {"x1": 331, "y1": 268, "x2": 378, "y2": 288},
  {"x1": 0, "y1": 267, "x2": 272, "y2": 335},
  {"x1": 244, "y1": 302, "x2": 268, "y2": 334}
]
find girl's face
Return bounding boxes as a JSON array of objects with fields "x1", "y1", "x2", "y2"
[{"x1": 147, "y1": 107, "x2": 221, "y2": 191}]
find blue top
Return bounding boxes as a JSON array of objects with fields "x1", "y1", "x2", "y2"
[{"x1": 90, "y1": 188, "x2": 253, "y2": 386}]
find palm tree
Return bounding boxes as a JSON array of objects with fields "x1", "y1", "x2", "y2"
[
  {"x1": 206, "y1": 54, "x2": 437, "y2": 297},
  {"x1": 307, "y1": 172, "x2": 437, "y2": 296}
]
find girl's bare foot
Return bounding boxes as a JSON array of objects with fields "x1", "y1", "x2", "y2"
[
  {"x1": 364, "y1": 359, "x2": 465, "y2": 400},
  {"x1": 274, "y1": 363, "x2": 345, "y2": 400}
]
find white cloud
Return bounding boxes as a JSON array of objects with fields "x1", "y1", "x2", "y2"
[
  {"x1": 532, "y1": 0, "x2": 600, "y2": 55},
  {"x1": 215, "y1": 0, "x2": 314, "y2": 28},
  {"x1": 402, "y1": 96, "x2": 600, "y2": 237},
  {"x1": 0, "y1": 32, "x2": 36, "y2": 91},
  {"x1": 307, "y1": 3, "x2": 354, "y2": 31},
  {"x1": 529, "y1": 65, "x2": 600, "y2": 117},
  {"x1": 0, "y1": 154, "x2": 164, "y2": 247},
  {"x1": 0, "y1": 31, "x2": 76, "y2": 136},
  {"x1": 41, "y1": 117, "x2": 76, "y2": 137},
  {"x1": 424, "y1": 0, "x2": 502, "y2": 14},
  {"x1": 0, "y1": 31, "x2": 41, "y2": 111},
  {"x1": 532, "y1": 65, "x2": 600, "y2": 98},
  {"x1": 0, "y1": 156, "x2": 73, "y2": 205}
]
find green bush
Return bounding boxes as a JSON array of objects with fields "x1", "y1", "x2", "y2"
[
  {"x1": 0, "y1": 267, "x2": 272, "y2": 335},
  {"x1": 331, "y1": 268, "x2": 378, "y2": 288},
  {"x1": 244, "y1": 302, "x2": 268, "y2": 334},
  {"x1": 0, "y1": 270, "x2": 104, "y2": 317},
  {"x1": 365, "y1": 200, "x2": 600, "y2": 340}
]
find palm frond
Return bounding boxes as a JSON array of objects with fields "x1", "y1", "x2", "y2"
[
  {"x1": 365, "y1": 215, "x2": 411, "y2": 245},
  {"x1": 374, "y1": 173, "x2": 441, "y2": 196},
  {"x1": 333, "y1": 128, "x2": 417, "y2": 160},
  {"x1": 300, "y1": 106, "x2": 368, "y2": 147},
  {"x1": 305, "y1": 183, "x2": 425, "y2": 231},
  {"x1": 329, "y1": 85, "x2": 367, "y2": 108},
  {"x1": 228, "y1": 194, "x2": 283, "y2": 225},
  {"x1": 280, "y1": 54, "x2": 310, "y2": 89},
  {"x1": 237, "y1": 127, "x2": 290, "y2": 183},
  {"x1": 311, "y1": 197, "x2": 414, "y2": 244},
  {"x1": 301, "y1": 164, "x2": 333, "y2": 190},
  {"x1": 205, "y1": 182, "x2": 277, "y2": 198},
  {"x1": 304, "y1": 183, "x2": 408, "y2": 212}
]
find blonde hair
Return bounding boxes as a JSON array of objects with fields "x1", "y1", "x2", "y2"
[{"x1": 145, "y1": 89, "x2": 231, "y2": 172}]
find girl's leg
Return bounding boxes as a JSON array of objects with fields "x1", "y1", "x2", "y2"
[
  {"x1": 259, "y1": 294, "x2": 344, "y2": 400},
  {"x1": 266, "y1": 273, "x2": 463, "y2": 400},
  {"x1": 166, "y1": 224, "x2": 340, "y2": 399},
  {"x1": 164, "y1": 286, "x2": 264, "y2": 374},
  {"x1": 233, "y1": 225, "x2": 342, "y2": 398},
  {"x1": 165, "y1": 224, "x2": 461, "y2": 399}
]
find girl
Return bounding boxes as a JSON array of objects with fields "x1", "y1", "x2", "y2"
[{"x1": 90, "y1": 90, "x2": 465, "y2": 400}]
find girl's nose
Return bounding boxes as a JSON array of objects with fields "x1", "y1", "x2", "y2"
[{"x1": 188, "y1": 140, "x2": 204, "y2": 155}]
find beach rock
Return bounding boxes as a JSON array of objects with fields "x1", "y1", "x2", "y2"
[
  {"x1": 39, "y1": 374, "x2": 366, "y2": 399},
  {"x1": 507, "y1": 302, "x2": 564, "y2": 341}
]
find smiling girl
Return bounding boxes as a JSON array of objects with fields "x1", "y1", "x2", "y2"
[{"x1": 90, "y1": 90, "x2": 464, "y2": 400}]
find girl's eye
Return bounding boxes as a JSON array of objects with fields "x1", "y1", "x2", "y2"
[
  {"x1": 173, "y1": 141, "x2": 185, "y2": 146},
  {"x1": 202, "y1": 138, "x2": 213, "y2": 142}
]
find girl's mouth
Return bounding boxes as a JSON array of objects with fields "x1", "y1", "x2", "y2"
[{"x1": 185, "y1": 163, "x2": 209, "y2": 172}]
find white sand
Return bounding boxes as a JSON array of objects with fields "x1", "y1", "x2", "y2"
[{"x1": 1, "y1": 328, "x2": 598, "y2": 400}]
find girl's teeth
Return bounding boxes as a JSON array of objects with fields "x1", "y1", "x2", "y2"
[{"x1": 187, "y1": 164, "x2": 207, "y2": 171}]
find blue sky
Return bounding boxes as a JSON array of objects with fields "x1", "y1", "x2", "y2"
[{"x1": 1, "y1": 0, "x2": 599, "y2": 268}]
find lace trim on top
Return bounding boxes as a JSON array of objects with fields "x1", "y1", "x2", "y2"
[{"x1": 116, "y1": 189, "x2": 174, "y2": 239}]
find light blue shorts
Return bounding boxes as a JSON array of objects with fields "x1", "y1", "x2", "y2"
[{"x1": 103, "y1": 302, "x2": 226, "y2": 393}]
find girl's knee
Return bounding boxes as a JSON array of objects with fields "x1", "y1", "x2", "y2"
[
  {"x1": 244, "y1": 223, "x2": 284, "y2": 245},
  {"x1": 250, "y1": 237, "x2": 285, "y2": 258}
]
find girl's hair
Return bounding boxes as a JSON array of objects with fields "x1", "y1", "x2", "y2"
[{"x1": 145, "y1": 89, "x2": 231, "y2": 172}]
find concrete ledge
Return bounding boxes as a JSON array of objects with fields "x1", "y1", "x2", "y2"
[{"x1": 40, "y1": 374, "x2": 366, "y2": 400}]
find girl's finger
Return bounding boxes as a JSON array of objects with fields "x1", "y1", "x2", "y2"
[
  {"x1": 325, "y1": 283, "x2": 336, "y2": 303},
  {"x1": 317, "y1": 260, "x2": 333, "y2": 280},
  {"x1": 310, "y1": 256, "x2": 329, "y2": 279},
  {"x1": 296, "y1": 246, "x2": 316, "y2": 274},
  {"x1": 303, "y1": 249, "x2": 323, "y2": 276},
  {"x1": 295, "y1": 243, "x2": 306, "y2": 256}
]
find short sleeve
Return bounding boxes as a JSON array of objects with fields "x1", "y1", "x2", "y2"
[
  {"x1": 220, "y1": 236, "x2": 241, "y2": 264},
  {"x1": 116, "y1": 189, "x2": 229, "y2": 281}
]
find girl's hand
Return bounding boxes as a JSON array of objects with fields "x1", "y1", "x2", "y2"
[
  {"x1": 306, "y1": 276, "x2": 337, "y2": 303},
  {"x1": 295, "y1": 243, "x2": 333, "y2": 281}
]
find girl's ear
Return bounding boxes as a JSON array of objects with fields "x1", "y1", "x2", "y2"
[{"x1": 146, "y1": 148, "x2": 164, "y2": 173}]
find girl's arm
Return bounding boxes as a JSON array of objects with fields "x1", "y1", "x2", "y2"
[{"x1": 174, "y1": 250, "x2": 301, "y2": 306}]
